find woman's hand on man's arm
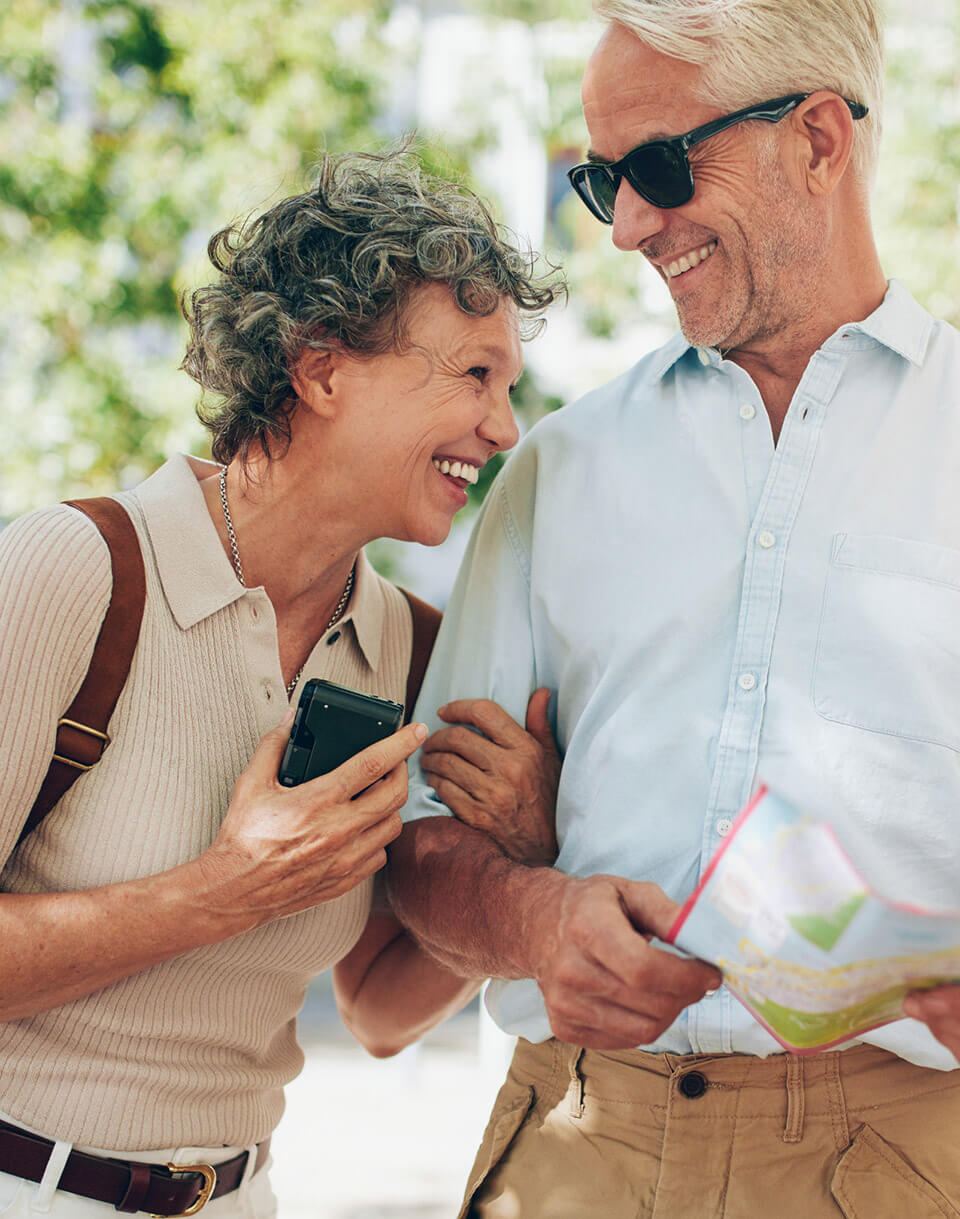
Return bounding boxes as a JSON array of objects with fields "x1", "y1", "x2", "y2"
[{"x1": 419, "y1": 687, "x2": 561, "y2": 868}]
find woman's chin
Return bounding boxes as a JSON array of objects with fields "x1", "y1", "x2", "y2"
[
  {"x1": 400, "y1": 506, "x2": 460, "y2": 548},
  {"x1": 412, "y1": 519, "x2": 455, "y2": 548}
]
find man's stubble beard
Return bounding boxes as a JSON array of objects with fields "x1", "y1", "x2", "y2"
[{"x1": 675, "y1": 141, "x2": 826, "y2": 353}]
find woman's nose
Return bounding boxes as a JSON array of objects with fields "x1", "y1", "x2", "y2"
[{"x1": 479, "y1": 388, "x2": 520, "y2": 454}]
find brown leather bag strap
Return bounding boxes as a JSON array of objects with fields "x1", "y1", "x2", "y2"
[
  {"x1": 400, "y1": 588, "x2": 442, "y2": 724},
  {"x1": 18, "y1": 498, "x2": 146, "y2": 846}
]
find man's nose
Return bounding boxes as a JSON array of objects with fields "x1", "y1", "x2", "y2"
[
  {"x1": 611, "y1": 179, "x2": 669, "y2": 251},
  {"x1": 479, "y1": 387, "x2": 520, "y2": 454}
]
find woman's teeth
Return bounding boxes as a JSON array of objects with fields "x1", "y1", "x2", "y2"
[
  {"x1": 664, "y1": 240, "x2": 718, "y2": 280},
  {"x1": 433, "y1": 458, "x2": 480, "y2": 485}
]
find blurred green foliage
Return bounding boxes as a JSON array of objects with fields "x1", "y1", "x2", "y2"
[
  {"x1": 1, "y1": 0, "x2": 958, "y2": 522},
  {"x1": 874, "y1": 5, "x2": 960, "y2": 327},
  {"x1": 0, "y1": 0, "x2": 387, "y2": 512}
]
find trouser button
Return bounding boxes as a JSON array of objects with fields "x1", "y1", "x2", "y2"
[{"x1": 678, "y1": 1070, "x2": 708, "y2": 1098}]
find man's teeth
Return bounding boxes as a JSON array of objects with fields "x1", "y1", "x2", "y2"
[
  {"x1": 432, "y1": 458, "x2": 480, "y2": 485},
  {"x1": 664, "y1": 240, "x2": 718, "y2": 280}
]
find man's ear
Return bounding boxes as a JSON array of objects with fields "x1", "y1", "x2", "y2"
[
  {"x1": 791, "y1": 91, "x2": 858, "y2": 197},
  {"x1": 289, "y1": 347, "x2": 339, "y2": 419}
]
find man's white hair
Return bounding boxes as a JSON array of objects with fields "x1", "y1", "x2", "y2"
[{"x1": 592, "y1": 0, "x2": 884, "y2": 180}]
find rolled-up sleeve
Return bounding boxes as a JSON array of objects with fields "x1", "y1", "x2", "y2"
[{"x1": 402, "y1": 458, "x2": 538, "y2": 824}]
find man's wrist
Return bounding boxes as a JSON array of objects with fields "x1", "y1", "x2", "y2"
[{"x1": 497, "y1": 861, "x2": 570, "y2": 980}]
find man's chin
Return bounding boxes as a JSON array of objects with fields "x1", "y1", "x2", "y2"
[
  {"x1": 677, "y1": 317, "x2": 730, "y2": 351},
  {"x1": 672, "y1": 293, "x2": 727, "y2": 348}
]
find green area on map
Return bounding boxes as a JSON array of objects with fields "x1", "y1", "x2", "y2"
[
  {"x1": 746, "y1": 981, "x2": 908, "y2": 1049},
  {"x1": 787, "y1": 893, "x2": 867, "y2": 952}
]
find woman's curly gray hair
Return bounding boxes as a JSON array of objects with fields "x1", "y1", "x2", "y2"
[{"x1": 181, "y1": 150, "x2": 565, "y2": 466}]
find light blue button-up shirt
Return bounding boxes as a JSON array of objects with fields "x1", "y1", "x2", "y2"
[{"x1": 403, "y1": 280, "x2": 960, "y2": 1070}]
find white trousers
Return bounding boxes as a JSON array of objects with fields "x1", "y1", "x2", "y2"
[{"x1": 0, "y1": 1127, "x2": 276, "y2": 1219}]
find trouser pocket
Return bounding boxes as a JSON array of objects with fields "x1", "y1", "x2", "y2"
[
  {"x1": 831, "y1": 1124, "x2": 960, "y2": 1219},
  {"x1": 457, "y1": 1077, "x2": 536, "y2": 1219}
]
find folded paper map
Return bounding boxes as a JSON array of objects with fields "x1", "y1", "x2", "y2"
[{"x1": 667, "y1": 787, "x2": 960, "y2": 1052}]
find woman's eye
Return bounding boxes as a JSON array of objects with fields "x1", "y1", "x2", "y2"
[{"x1": 466, "y1": 366, "x2": 490, "y2": 383}]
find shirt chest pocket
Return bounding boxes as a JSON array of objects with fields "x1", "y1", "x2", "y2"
[{"x1": 812, "y1": 533, "x2": 960, "y2": 752}]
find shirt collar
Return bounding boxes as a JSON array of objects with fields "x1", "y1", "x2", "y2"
[
  {"x1": 134, "y1": 453, "x2": 245, "y2": 630},
  {"x1": 649, "y1": 331, "x2": 693, "y2": 380},
  {"x1": 651, "y1": 277, "x2": 934, "y2": 384},
  {"x1": 134, "y1": 454, "x2": 386, "y2": 672},
  {"x1": 832, "y1": 277, "x2": 933, "y2": 366}
]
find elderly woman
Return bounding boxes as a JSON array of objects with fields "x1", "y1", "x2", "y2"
[{"x1": 0, "y1": 151, "x2": 563, "y2": 1219}]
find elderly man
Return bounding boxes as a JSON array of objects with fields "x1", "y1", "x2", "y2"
[{"x1": 389, "y1": 1, "x2": 960, "y2": 1215}]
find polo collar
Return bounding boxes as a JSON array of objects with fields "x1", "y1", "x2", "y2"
[
  {"x1": 135, "y1": 454, "x2": 245, "y2": 630},
  {"x1": 336, "y1": 549, "x2": 384, "y2": 674},
  {"x1": 135, "y1": 454, "x2": 386, "y2": 672}
]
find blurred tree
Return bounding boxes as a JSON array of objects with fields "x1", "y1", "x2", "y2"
[
  {"x1": 876, "y1": 2, "x2": 960, "y2": 328},
  {"x1": 0, "y1": 0, "x2": 393, "y2": 515}
]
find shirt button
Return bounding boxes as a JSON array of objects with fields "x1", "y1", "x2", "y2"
[
  {"x1": 326, "y1": 630, "x2": 341, "y2": 646},
  {"x1": 757, "y1": 531, "x2": 776, "y2": 549},
  {"x1": 697, "y1": 349, "x2": 712, "y2": 366},
  {"x1": 738, "y1": 673, "x2": 757, "y2": 692},
  {"x1": 739, "y1": 403, "x2": 756, "y2": 420},
  {"x1": 263, "y1": 682, "x2": 274, "y2": 702},
  {"x1": 717, "y1": 817, "x2": 733, "y2": 837}
]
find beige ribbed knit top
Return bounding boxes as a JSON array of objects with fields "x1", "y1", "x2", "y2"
[{"x1": 0, "y1": 454, "x2": 414, "y2": 1151}]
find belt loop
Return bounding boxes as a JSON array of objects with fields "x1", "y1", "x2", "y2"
[
  {"x1": 239, "y1": 1144, "x2": 258, "y2": 1189},
  {"x1": 237, "y1": 1144, "x2": 258, "y2": 1219},
  {"x1": 782, "y1": 1055, "x2": 805, "y2": 1144},
  {"x1": 568, "y1": 1047, "x2": 585, "y2": 1120},
  {"x1": 30, "y1": 1139, "x2": 72, "y2": 1214},
  {"x1": 824, "y1": 1053, "x2": 851, "y2": 1151}
]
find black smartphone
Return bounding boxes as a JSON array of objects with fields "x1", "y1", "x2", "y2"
[{"x1": 278, "y1": 678, "x2": 405, "y2": 787}]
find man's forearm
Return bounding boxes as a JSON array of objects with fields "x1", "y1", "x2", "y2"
[{"x1": 386, "y1": 816, "x2": 565, "y2": 980}]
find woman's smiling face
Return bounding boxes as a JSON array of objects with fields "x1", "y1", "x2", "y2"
[{"x1": 316, "y1": 282, "x2": 525, "y2": 547}]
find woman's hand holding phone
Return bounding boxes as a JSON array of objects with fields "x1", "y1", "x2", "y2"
[{"x1": 194, "y1": 711, "x2": 428, "y2": 933}]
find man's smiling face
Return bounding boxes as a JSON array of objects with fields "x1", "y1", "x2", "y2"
[{"x1": 582, "y1": 24, "x2": 823, "y2": 353}]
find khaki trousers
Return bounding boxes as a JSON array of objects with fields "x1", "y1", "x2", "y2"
[{"x1": 461, "y1": 1038, "x2": 960, "y2": 1219}]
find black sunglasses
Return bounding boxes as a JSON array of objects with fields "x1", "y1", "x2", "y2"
[{"x1": 568, "y1": 93, "x2": 868, "y2": 222}]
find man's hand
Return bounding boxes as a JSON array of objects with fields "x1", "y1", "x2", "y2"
[
  {"x1": 419, "y1": 689, "x2": 560, "y2": 867},
  {"x1": 528, "y1": 873, "x2": 722, "y2": 1049},
  {"x1": 903, "y1": 986, "x2": 960, "y2": 1059}
]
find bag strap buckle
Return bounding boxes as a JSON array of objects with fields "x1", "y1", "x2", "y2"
[{"x1": 52, "y1": 718, "x2": 110, "y2": 772}]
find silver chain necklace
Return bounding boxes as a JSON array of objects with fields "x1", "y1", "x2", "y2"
[{"x1": 219, "y1": 464, "x2": 354, "y2": 698}]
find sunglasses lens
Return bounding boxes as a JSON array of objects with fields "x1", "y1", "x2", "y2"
[
  {"x1": 569, "y1": 166, "x2": 619, "y2": 224},
  {"x1": 624, "y1": 143, "x2": 693, "y2": 209}
]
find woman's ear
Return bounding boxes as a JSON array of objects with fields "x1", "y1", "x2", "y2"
[{"x1": 290, "y1": 348, "x2": 339, "y2": 419}]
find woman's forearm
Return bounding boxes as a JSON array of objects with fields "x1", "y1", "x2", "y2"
[
  {"x1": 0, "y1": 716, "x2": 428, "y2": 1022},
  {"x1": 0, "y1": 856, "x2": 248, "y2": 1021},
  {"x1": 333, "y1": 912, "x2": 481, "y2": 1057}
]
